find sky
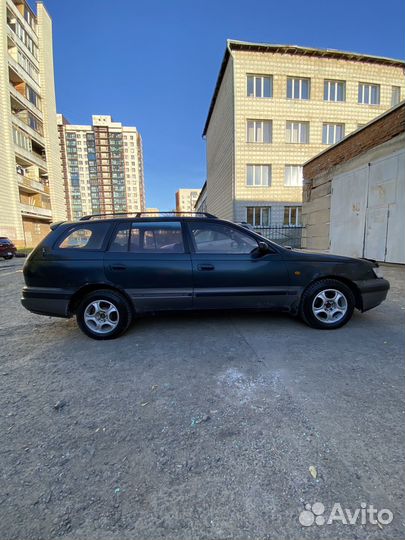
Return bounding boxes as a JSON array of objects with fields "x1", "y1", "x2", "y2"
[{"x1": 43, "y1": 0, "x2": 405, "y2": 211}]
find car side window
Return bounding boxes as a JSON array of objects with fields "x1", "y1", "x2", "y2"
[
  {"x1": 109, "y1": 224, "x2": 130, "y2": 252},
  {"x1": 57, "y1": 223, "x2": 110, "y2": 250},
  {"x1": 190, "y1": 223, "x2": 258, "y2": 254},
  {"x1": 130, "y1": 222, "x2": 185, "y2": 253}
]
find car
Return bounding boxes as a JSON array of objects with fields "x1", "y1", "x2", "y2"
[
  {"x1": 0, "y1": 237, "x2": 17, "y2": 260},
  {"x1": 21, "y1": 212, "x2": 390, "y2": 340}
]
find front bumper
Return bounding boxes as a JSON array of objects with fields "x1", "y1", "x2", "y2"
[
  {"x1": 21, "y1": 287, "x2": 72, "y2": 318},
  {"x1": 354, "y1": 278, "x2": 390, "y2": 312}
]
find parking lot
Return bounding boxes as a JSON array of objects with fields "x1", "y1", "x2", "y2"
[{"x1": 0, "y1": 258, "x2": 404, "y2": 540}]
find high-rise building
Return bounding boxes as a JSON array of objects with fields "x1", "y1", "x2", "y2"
[
  {"x1": 57, "y1": 115, "x2": 145, "y2": 220},
  {"x1": 175, "y1": 188, "x2": 201, "y2": 213},
  {"x1": 0, "y1": 0, "x2": 66, "y2": 247},
  {"x1": 203, "y1": 40, "x2": 405, "y2": 227}
]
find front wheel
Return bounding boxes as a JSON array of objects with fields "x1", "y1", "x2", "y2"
[
  {"x1": 300, "y1": 279, "x2": 355, "y2": 329},
  {"x1": 77, "y1": 289, "x2": 133, "y2": 340}
]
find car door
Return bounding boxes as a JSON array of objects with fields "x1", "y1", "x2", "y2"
[
  {"x1": 186, "y1": 221, "x2": 292, "y2": 309},
  {"x1": 104, "y1": 220, "x2": 193, "y2": 311}
]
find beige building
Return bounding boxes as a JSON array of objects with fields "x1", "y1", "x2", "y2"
[
  {"x1": 57, "y1": 115, "x2": 145, "y2": 220},
  {"x1": 0, "y1": 0, "x2": 66, "y2": 247},
  {"x1": 175, "y1": 188, "x2": 201, "y2": 213},
  {"x1": 203, "y1": 40, "x2": 405, "y2": 228}
]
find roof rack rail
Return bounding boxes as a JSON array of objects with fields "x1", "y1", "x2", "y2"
[{"x1": 79, "y1": 211, "x2": 217, "y2": 221}]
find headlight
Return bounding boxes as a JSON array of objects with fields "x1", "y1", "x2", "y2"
[{"x1": 373, "y1": 266, "x2": 384, "y2": 278}]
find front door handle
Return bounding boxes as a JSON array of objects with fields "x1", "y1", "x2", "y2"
[
  {"x1": 110, "y1": 264, "x2": 127, "y2": 271},
  {"x1": 197, "y1": 264, "x2": 215, "y2": 271}
]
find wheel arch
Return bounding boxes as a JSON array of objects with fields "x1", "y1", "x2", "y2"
[
  {"x1": 68, "y1": 283, "x2": 134, "y2": 315},
  {"x1": 300, "y1": 275, "x2": 362, "y2": 311}
]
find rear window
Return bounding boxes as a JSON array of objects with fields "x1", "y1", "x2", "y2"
[{"x1": 57, "y1": 223, "x2": 110, "y2": 250}]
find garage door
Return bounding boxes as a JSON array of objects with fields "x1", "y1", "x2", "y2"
[
  {"x1": 330, "y1": 149, "x2": 405, "y2": 263},
  {"x1": 330, "y1": 167, "x2": 368, "y2": 258}
]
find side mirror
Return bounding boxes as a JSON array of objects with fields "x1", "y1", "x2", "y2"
[{"x1": 254, "y1": 241, "x2": 270, "y2": 256}]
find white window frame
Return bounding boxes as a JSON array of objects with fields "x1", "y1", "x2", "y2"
[
  {"x1": 322, "y1": 123, "x2": 345, "y2": 145},
  {"x1": 247, "y1": 75, "x2": 273, "y2": 98},
  {"x1": 284, "y1": 165, "x2": 303, "y2": 187},
  {"x1": 284, "y1": 206, "x2": 302, "y2": 227},
  {"x1": 391, "y1": 86, "x2": 401, "y2": 107},
  {"x1": 287, "y1": 77, "x2": 310, "y2": 100},
  {"x1": 324, "y1": 80, "x2": 346, "y2": 102},
  {"x1": 286, "y1": 121, "x2": 309, "y2": 144},
  {"x1": 246, "y1": 206, "x2": 271, "y2": 227},
  {"x1": 246, "y1": 165, "x2": 272, "y2": 187},
  {"x1": 358, "y1": 82, "x2": 380, "y2": 105},
  {"x1": 246, "y1": 120, "x2": 272, "y2": 143}
]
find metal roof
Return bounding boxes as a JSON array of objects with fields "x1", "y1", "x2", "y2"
[{"x1": 202, "y1": 40, "x2": 405, "y2": 136}]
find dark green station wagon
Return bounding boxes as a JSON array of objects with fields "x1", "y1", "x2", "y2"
[{"x1": 21, "y1": 212, "x2": 389, "y2": 339}]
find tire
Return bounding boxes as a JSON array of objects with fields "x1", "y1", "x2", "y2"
[
  {"x1": 76, "y1": 289, "x2": 133, "y2": 340},
  {"x1": 300, "y1": 279, "x2": 355, "y2": 330},
  {"x1": 4, "y1": 255, "x2": 13, "y2": 260}
]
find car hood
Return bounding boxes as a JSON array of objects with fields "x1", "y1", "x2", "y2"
[{"x1": 284, "y1": 248, "x2": 376, "y2": 266}]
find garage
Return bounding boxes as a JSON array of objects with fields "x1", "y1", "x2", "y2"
[{"x1": 302, "y1": 102, "x2": 405, "y2": 264}]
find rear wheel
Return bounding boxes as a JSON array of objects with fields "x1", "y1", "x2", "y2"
[
  {"x1": 4, "y1": 254, "x2": 13, "y2": 260},
  {"x1": 77, "y1": 289, "x2": 132, "y2": 340},
  {"x1": 300, "y1": 279, "x2": 355, "y2": 329}
]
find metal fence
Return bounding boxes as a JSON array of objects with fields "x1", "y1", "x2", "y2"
[{"x1": 253, "y1": 226, "x2": 304, "y2": 248}]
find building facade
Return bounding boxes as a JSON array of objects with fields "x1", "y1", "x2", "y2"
[
  {"x1": 0, "y1": 0, "x2": 66, "y2": 247},
  {"x1": 57, "y1": 115, "x2": 145, "y2": 220},
  {"x1": 194, "y1": 181, "x2": 207, "y2": 213},
  {"x1": 203, "y1": 40, "x2": 405, "y2": 228},
  {"x1": 175, "y1": 188, "x2": 201, "y2": 213},
  {"x1": 302, "y1": 102, "x2": 405, "y2": 263}
]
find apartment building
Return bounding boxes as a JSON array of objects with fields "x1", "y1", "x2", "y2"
[
  {"x1": 175, "y1": 188, "x2": 201, "y2": 213},
  {"x1": 57, "y1": 115, "x2": 146, "y2": 220},
  {"x1": 203, "y1": 40, "x2": 405, "y2": 227},
  {"x1": 0, "y1": 0, "x2": 66, "y2": 247}
]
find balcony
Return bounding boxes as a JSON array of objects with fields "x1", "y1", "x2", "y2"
[
  {"x1": 17, "y1": 173, "x2": 49, "y2": 195},
  {"x1": 20, "y1": 202, "x2": 52, "y2": 220},
  {"x1": 14, "y1": 143, "x2": 47, "y2": 170},
  {"x1": 12, "y1": 113, "x2": 44, "y2": 146},
  {"x1": 9, "y1": 82, "x2": 41, "y2": 115}
]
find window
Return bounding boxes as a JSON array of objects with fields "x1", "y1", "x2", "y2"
[
  {"x1": 57, "y1": 223, "x2": 110, "y2": 250},
  {"x1": 247, "y1": 120, "x2": 272, "y2": 143},
  {"x1": 322, "y1": 123, "x2": 345, "y2": 145},
  {"x1": 12, "y1": 127, "x2": 31, "y2": 151},
  {"x1": 358, "y1": 83, "x2": 380, "y2": 105},
  {"x1": 130, "y1": 222, "x2": 184, "y2": 253},
  {"x1": 284, "y1": 206, "x2": 302, "y2": 226},
  {"x1": 287, "y1": 77, "x2": 310, "y2": 100},
  {"x1": 246, "y1": 165, "x2": 271, "y2": 186},
  {"x1": 286, "y1": 121, "x2": 309, "y2": 143},
  {"x1": 324, "y1": 80, "x2": 345, "y2": 102},
  {"x1": 246, "y1": 207, "x2": 271, "y2": 227},
  {"x1": 391, "y1": 86, "x2": 401, "y2": 107},
  {"x1": 247, "y1": 75, "x2": 273, "y2": 98},
  {"x1": 285, "y1": 165, "x2": 303, "y2": 187},
  {"x1": 190, "y1": 223, "x2": 258, "y2": 254}
]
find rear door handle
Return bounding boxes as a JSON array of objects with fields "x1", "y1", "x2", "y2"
[
  {"x1": 110, "y1": 264, "x2": 127, "y2": 271},
  {"x1": 197, "y1": 264, "x2": 215, "y2": 271}
]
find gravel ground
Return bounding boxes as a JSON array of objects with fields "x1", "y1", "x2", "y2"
[{"x1": 0, "y1": 259, "x2": 404, "y2": 540}]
